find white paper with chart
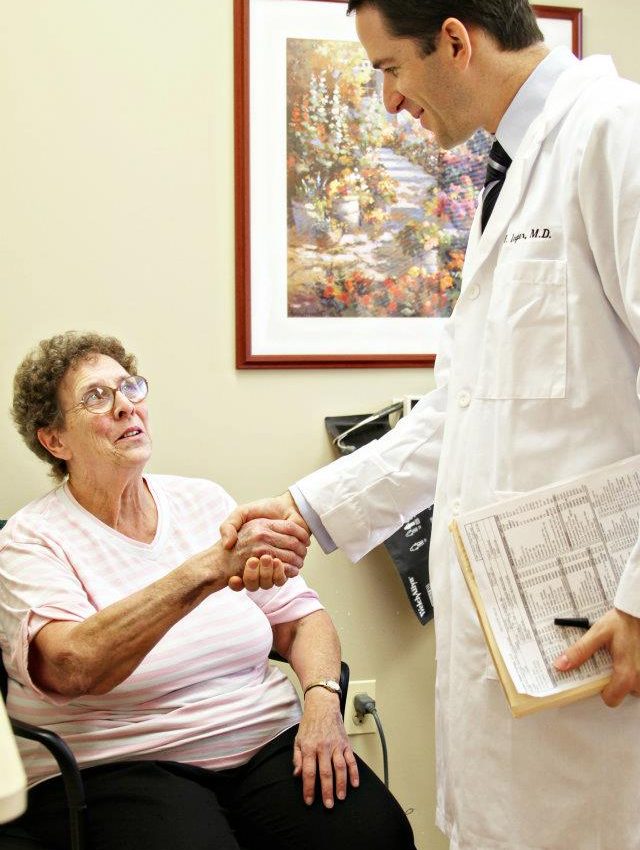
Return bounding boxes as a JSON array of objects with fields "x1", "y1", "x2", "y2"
[{"x1": 453, "y1": 455, "x2": 640, "y2": 699}]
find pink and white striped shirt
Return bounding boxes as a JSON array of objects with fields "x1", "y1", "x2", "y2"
[{"x1": 0, "y1": 475, "x2": 323, "y2": 788}]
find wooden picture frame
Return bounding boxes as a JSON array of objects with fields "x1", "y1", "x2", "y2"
[
  {"x1": 533, "y1": 5, "x2": 583, "y2": 58},
  {"x1": 234, "y1": 1, "x2": 583, "y2": 369}
]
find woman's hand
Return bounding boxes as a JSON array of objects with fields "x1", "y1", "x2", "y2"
[
  {"x1": 233, "y1": 554, "x2": 288, "y2": 591},
  {"x1": 293, "y1": 688, "x2": 359, "y2": 808}
]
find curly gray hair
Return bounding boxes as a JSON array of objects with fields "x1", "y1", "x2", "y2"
[{"x1": 11, "y1": 331, "x2": 138, "y2": 481}]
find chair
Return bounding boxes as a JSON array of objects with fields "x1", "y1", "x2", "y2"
[{"x1": 0, "y1": 652, "x2": 86, "y2": 850}]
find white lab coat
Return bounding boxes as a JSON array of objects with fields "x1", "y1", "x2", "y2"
[{"x1": 297, "y1": 56, "x2": 640, "y2": 850}]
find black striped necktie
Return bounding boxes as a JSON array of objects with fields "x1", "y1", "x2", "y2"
[{"x1": 481, "y1": 139, "x2": 512, "y2": 232}]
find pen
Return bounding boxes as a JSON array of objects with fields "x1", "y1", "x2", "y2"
[{"x1": 553, "y1": 617, "x2": 591, "y2": 630}]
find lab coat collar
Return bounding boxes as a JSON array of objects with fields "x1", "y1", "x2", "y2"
[{"x1": 463, "y1": 55, "x2": 619, "y2": 283}]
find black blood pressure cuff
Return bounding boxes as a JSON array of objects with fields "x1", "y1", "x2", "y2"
[{"x1": 325, "y1": 411, "x2": 433, "y2": 625}]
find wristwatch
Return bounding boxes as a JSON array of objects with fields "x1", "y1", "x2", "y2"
[{"x1": 303, "y1": 678, "x2": 342, "y2": 698}]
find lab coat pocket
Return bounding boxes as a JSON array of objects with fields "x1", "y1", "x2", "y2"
[{"x1": 474, "y1": 259, "x2": 567, "y2": 399}]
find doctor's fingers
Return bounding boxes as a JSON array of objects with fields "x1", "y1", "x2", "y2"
[
  {"x1": 254, "y1": 527, "x2": 308, "y2": 565},
  {"x1": 554, "y1": 610, "x2": 640, "y2": 707},
  {"x1": 601, "y1": 663, "x2": 640, "y2": 707},
  {"x1": 263, "y1": 517, "x2": 310, "y2": 545},
  {"x1": 219, "y1": 494, "x2": 306, "y2": 549},
  {"x1": 553, "y1": 619, "x2": 609, "y2": 676},
  {"x1": 219, "y1": 500, "x2": 284, "y2": 549},
  {"x1": 601, "y1": 612, "x2": 640, "y2": 706},
  {"x1": 236, "y1": 519, "x2": 309, "y2": 566}
]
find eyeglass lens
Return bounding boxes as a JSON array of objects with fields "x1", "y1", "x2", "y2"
[{"x1": 83, "y1": 376, "x2": 148, "y2": 412}]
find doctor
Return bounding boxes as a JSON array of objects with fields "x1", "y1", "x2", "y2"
[{"x1": 223, "y1": 1, "x2": 640, "y2": 848}]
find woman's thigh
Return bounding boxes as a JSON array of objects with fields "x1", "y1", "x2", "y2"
[
  {"x1": 20, "y1": 760, "x2": 241, "y2": 850},
  {"x1": 226, "y1": 728, "x2": 416, "y2": 850}
]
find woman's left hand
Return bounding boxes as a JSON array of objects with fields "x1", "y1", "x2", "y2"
[{"x1": 293, "y1": 688, "x2": 359, "y2": 808}]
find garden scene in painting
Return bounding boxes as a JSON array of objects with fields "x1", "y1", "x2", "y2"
[{"x1": 286, "y1": 37, "x2": 492, "y2": 318}]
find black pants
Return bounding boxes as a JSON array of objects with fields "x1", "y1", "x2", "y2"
[{"x1": 17, "y1": 726, "x2": 416, "y2": 850}]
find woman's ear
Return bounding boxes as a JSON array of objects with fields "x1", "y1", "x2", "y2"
[{"x1": 37, "y1": 426, "x2": 72, "y2": 461}]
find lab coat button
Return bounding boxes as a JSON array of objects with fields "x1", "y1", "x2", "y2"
[
  {"x1": 451, "y1": 498, "x2": 461, "y2": 515},
  {"x1": 466, "y1": 284, "x2": 480, "y2": 300},
  {"x1": 457, "y1": 390, "x2": 471, "y2": 408}
]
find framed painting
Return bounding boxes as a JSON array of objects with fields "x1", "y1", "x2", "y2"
[
  {"x1": 534, "y1": 5, "x2": 582, "y2": 58},
  {"x1": 234, "y1": 0, "x2": 583, "y2": 368}
]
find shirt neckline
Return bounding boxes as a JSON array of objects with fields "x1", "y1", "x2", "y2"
[
  {"x1": 496, "y1": 46, "x2": 577, "y2": 159},
  {"x1": 57, "y1": 474, "x2": 167, "y2": 554}
]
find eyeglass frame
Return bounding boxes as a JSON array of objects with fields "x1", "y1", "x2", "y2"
[{"x1": 61, "y1": 375, "x2": 149, "y2": 416}]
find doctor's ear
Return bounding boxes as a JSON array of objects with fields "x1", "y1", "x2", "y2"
[
  {"x1": 37, "y1": 426, "x2": 72, "y2": 461},
  {"x1": 440, "y1": 18, "x2": 472, "y2": 66}
]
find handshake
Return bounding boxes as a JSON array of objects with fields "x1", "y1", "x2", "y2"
[{"x1": 220, "y1": 492, "x2": 312, "y2": 592}]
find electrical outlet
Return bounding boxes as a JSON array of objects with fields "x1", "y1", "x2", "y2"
[{"x1": 344, "y1": 679, "x2": 376, "y2": 735}]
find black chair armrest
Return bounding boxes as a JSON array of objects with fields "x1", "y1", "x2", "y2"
[
  {"x1": 336, "y1": 660, "x2": 350, "y2": 719},
  {"x1": 10, "y1": 720, "x2": 86, "y2": 850},
  {"x1": 268, "y1": 651, "x2": 350, "y2": 718}
]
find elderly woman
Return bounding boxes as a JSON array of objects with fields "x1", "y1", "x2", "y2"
[{"x1": 0, "y1": 332, "x2": 415, "y2": 850}]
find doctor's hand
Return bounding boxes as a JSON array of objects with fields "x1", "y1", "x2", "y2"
[
  {"x1": 293, "y1": 688, "x2": 359, "y2": 809},
  {"x1": 553, "y1": 608, "x2": 640, "y2": 707},
  {"x1": 225, "y1": 516, "x2": 308, "y2": 592},
  {"x1": 220, "y1": 492, "x2": 310, "y2": 551}
]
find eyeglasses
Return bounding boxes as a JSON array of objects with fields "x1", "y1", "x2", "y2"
[{"x1": 64, "y1": 376, "x2": 149, "y2": 415}]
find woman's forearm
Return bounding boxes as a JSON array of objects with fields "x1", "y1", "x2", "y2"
[
  {"x1": 275, "y1": 610, "x2": 342, "y2": 691},
  {"x1": 30, "y1": 544, "x2": 227, "y2": 696}
]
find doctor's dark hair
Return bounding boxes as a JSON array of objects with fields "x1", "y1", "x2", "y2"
[
  {"x1": 346, "y1": 0, "x2": 544, "y2": 55},
  {"x1": 11, "y1": 331, "x2": 138, "y2": 481}
]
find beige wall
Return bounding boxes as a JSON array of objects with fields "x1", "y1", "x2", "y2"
[{"x1": 0, "y1": 3, "x2": 638, "y2": 848}]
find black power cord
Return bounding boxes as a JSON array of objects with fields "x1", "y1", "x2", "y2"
[{"x1": 353, "y1": 692, "x2": 389, "y2": 788}]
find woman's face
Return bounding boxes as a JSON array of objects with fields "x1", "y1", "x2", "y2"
[{"x1": 52, "y1": 353, "x2": 152, "y2": 481}]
